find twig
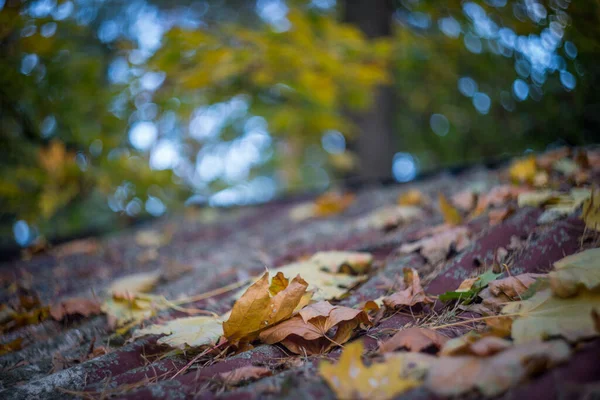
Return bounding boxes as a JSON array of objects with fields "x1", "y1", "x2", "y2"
[
  {"x1": 171, "y1": 340, "x2": 229, "y2": 379},
  {"x1": 172, "y1": 279, "x2": 252, "y2": 306}
]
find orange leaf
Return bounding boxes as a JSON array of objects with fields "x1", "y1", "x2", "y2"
[{"x1": 50, "y1": 298, "x2": 102, "y2": 321}]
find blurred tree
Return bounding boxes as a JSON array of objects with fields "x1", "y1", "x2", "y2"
[{"x1": 343, "y1": 0, "x2": 396, "y2": 181}]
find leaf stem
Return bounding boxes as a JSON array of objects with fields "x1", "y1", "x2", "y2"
[{"x1": 429, "y1": 313, "x2": 519, "y2": 330}]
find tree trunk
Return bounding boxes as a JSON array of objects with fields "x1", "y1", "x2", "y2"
[{"x1": 343, "y1": 0, "x2": 396, "y2": 182}]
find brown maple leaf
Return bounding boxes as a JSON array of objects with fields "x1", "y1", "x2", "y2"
[
  {"x1": 258, "y1": 301, "x2": 371, "y2": 355},
  {"x1": 383, "y1": 268, "x2": 434, "y2": 309},
  {"x1": 379, "y1": 327, "x2": 449, "y2": 353}
]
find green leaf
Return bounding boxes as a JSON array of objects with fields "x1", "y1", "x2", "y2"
[{"x1": 439, "y1": 270, "x2": 502, "y2": 304}]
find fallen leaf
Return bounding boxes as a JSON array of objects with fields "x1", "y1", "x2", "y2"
[
  {"x1": 398, "y1": 189, "x2": 426, "y2": 206},
  {"x1": 268, "y1": 272, "x2": 289, "y2": 296},
  {"x1": 488, "y1": 207, "x2": 514, "y2": 225},
  {"x1": 426, "y1": 340, "x2": 570, "y2": 396},
  {"x1": 440, "y1": 333, "x2": 511, "y2": 356},
  {"x1": 485, "y1": 316, "x2": 513, "y2": 337},
  {"x1": 218, "y1": 366, "x2": 272, "y2": 385},
  {"x1": 313, "y1": 192, "x2": 355, "y2": 217},
  {"x1": 502, "y1": 288, "x2": 600, "y2": 343},
  {"x1": 102, "y1": 293, "x2": 171, "y2": 332},
  {"x1": 51, "y1": 239, "x2": 100, "y2": 258},
  {"x1": 270, "y1": 260, "x2": 367, "y2": 301},
  {"x1": 488, "y1": 273, "x2": 546, "y2": 299},
  {"x1": 451, "y1": 190, "x2": 477, "y2": 212},
  {"x1": 582, "y1": 188, "x2": 600, "y2": 232},
  {"x1": 109, "y1": 271, "x2": 162, "y2": 299},
  {"x1": 319, "y1": 340, "x2": 421, "y2": 399},
  {"x1": 536, "y1": 147, "x2": 570, "y2": 170},
  {"x1": 439, "y1": 270, "x2": 501, "y2": 303},
  {"x1": 50, "y1": 298, "x2": 102, "y2": 321},
  {"x1": 472, "y1": 185, "x2": 531, "y2": 216},
  {"x1": 553, "y1": 158, "x2": 579, "y2": 176},
  {"x1": 0, "y1": 338, "x2": 23, "y2": 356},
  {"x1": 439, "y1": 193, "x2": 462, "y2": 225},
  {"x1": 379, "y1": 327, "x2": 449, "y2": 353},
  {"x1": 399, "y1": 226, "x2": 471, "y2": 265},
  {"x1": 383, "y1": 268, "x2": 433, "y2": 309},
  {"x1": 223, "y1": 272, "x2": 308, "y2": 345},
  {"x1": 135, "y1": 229, "x2": 169, "y2": 248},
  {"x1": 310, "y1": 251, "x2": 373, "y2": 275},
  {"x1": 363, "y1": 205, "x2": 424, "y2": 230},
  {"x1": 549, "y1": 248, "x2": 600, "y2": 298},
  {"x1": 132, "y1": 315, "x2": 223, "y2": 349},
  {"x1": 508, "y1": 156, "x2": 537, "y2": 183},
  {"x1": 259, "y1": 301, "x2": 371, "y2": 354}
]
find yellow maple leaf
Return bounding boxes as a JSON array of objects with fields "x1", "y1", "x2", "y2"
[
  {"x1": 132, "y1": 315, "x2": 223, "y2": 349},
  {"x1": 223, "y1": 272, "x2": 308, "y2": 345},
  {"x1": 319, "y1": 340, "x2": 421, "y2": 399},
  {"x1": 549, "y1": 248, "x2": 600, "y2": 298},
  {"x1": 502, "y1": 288, "x2": 600, "y2": 343},
  {"x1": 438, "y1": 193, "x2": 462, "y2": 225}
]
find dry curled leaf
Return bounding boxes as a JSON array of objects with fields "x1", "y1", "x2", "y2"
[
  {"x1": 223, "y1": 272, "x2": 308, "y2": 345},
  {"x1": 49, "y1": 298, "x2": 102, "y2": 321},
  {"x1": 399, "y1": 226, "x2": 471, "y2": 265},
  {"x1": 502, "y1": 288, "x2": 600, "y2": 343},
  {"x1": 439, "y1": 193, "x2": 462, "y2": 225},
  {"x1": 379, "y1": 327, "x2": 449, "y2": 353},
  {"x1": 426, "y1": 340, "x2": 570, "y2": 397},
  {"x1": 320, "y1": 340, "x2": 422, "y2": 400},
  {"x1": 549, "y1": 248, "x2": 600, "y2": 298},
  {"x1": 259, "y1": 301, "x2": 371, "y2": 355},
  {"x1": 218, "y1": 366, "x2": 272, "y2": 386},
  {"x1": 383, "y1": 268, "x2": 433, "y2": 309},
  {"x1": 488, "y1": 273, "x2": 546, "y2": 299}
]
